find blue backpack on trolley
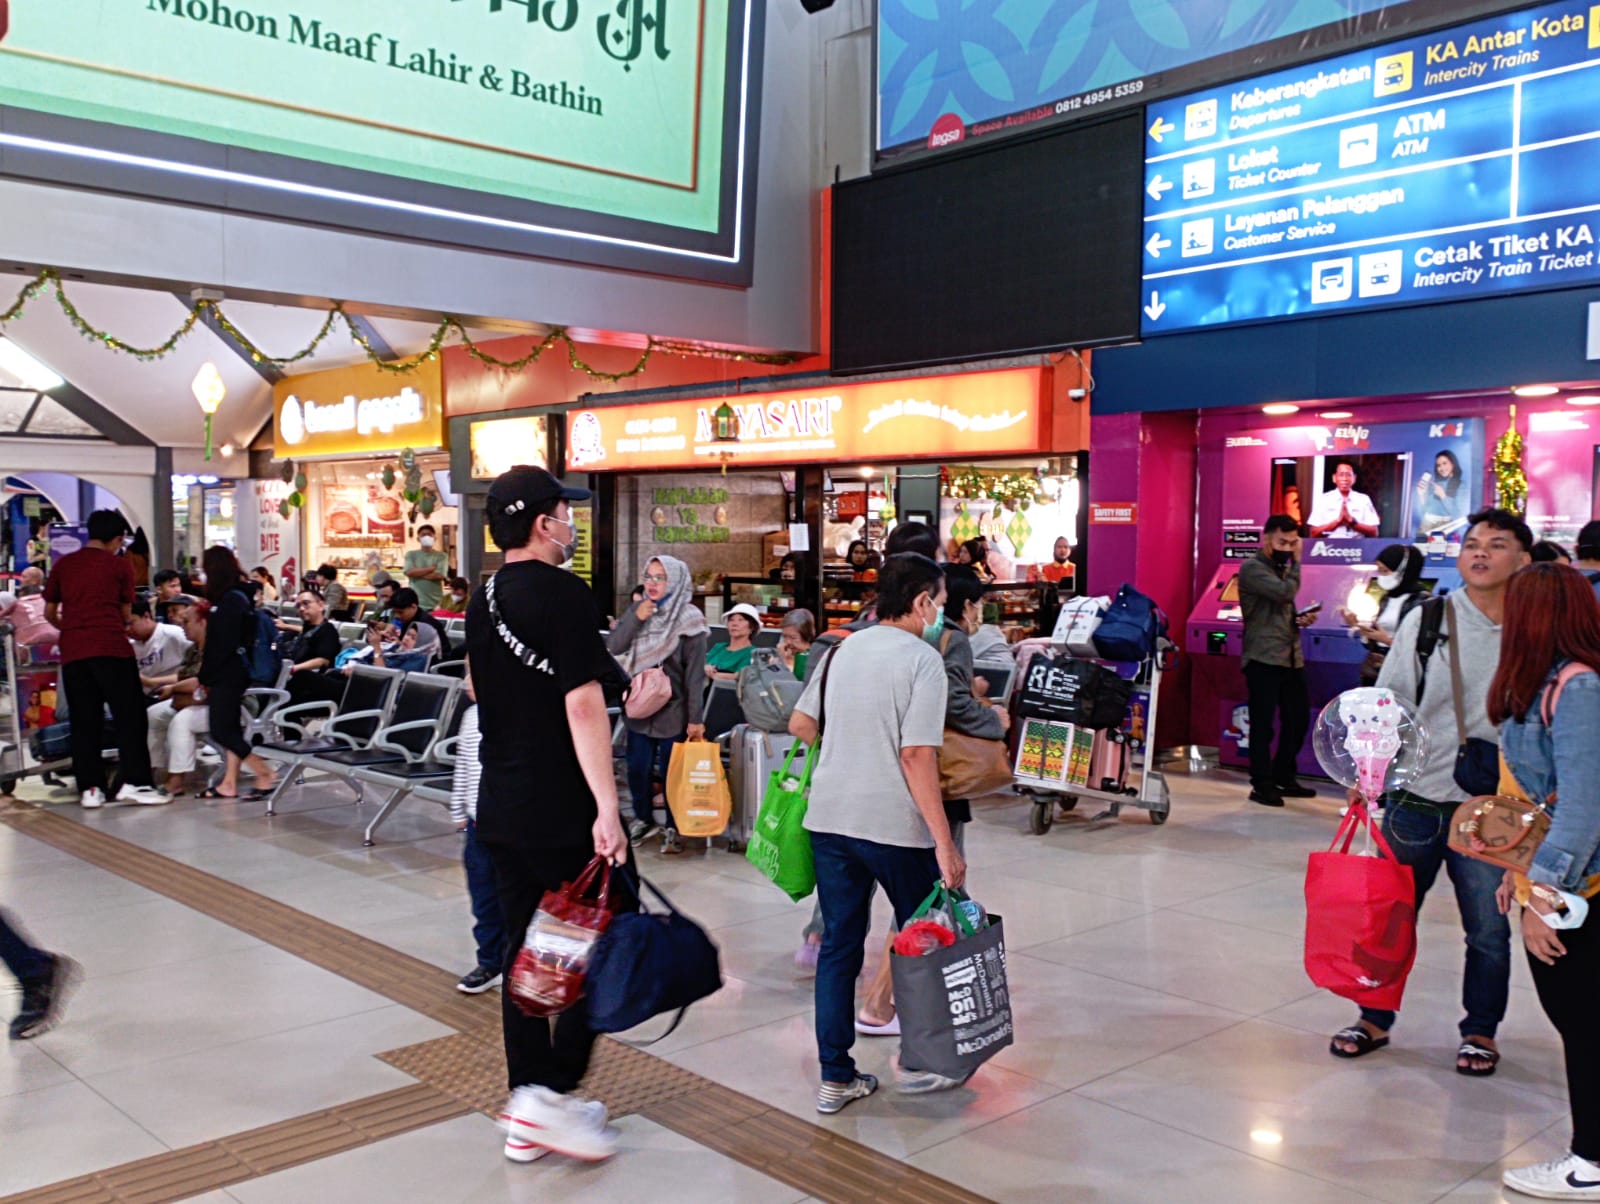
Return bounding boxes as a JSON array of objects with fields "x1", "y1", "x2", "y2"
[{"x1": 1092, "y1": 584, "x2": 1167, "y2": 663}]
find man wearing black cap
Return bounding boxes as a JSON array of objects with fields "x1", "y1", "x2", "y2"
[
  {"x1": 465, "y1": 465, "x2": 632, "y2": 1166},
  {"x1": 1573, "y1": 521, "x2": 1600, "y2": 602}
]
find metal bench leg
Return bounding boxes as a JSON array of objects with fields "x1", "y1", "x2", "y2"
[
  {"x1": 363, "y1": 786, "x2": 410, "y2": 847},
  {"x1": 264, "y1": 763, "x2": 303, "y2": 816}
]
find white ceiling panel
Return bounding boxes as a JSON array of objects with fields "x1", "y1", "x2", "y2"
[{"x1": 2, "y1": 282, "x2": 272, "y2": 448}]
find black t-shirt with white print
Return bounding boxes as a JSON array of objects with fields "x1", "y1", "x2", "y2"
[{"x1": 465, "y1": 559, "x2": 619, "y2": 849}]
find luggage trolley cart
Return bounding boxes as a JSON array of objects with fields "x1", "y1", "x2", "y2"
[
  {"x1": 0, "y1": 628, "x2": 73, "y2": 795},
  {"x1": 1015, "y1": 649, "x2": 1172, "y2": 833}
]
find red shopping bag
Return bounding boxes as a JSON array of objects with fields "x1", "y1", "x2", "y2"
[
  {"x1": 508, "y1": 857, "x2": 616, "y2": 1018},
  {"x1": 1304, "y1": 805, "x2": 1417, "y2": 1011}
]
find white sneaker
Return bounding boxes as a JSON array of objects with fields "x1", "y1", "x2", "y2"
[
  {"x1": 79, "y1": 788, "x2": 105, "y2": 809},
  {"x1": 895, "y1": 1061, "x2": 974, "y2": 1095},
  {"x1": 498, "y1": 1086, "x2": 617, "y2": 1162},
  {"x1": 1504, "y1": 1153, "x2": 1600, "y2": 1199},
  {"x1": 115, "y1": 784, "x2": 171, "y2": 806}
]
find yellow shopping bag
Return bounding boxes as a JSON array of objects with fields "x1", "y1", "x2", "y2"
[{"x1": 666, "y1": 741, "x2": 732, "y2": 837}]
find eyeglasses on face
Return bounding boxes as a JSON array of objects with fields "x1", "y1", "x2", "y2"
[{"x1": 642, "y1": 574, "x2": 669, "y2": 584}]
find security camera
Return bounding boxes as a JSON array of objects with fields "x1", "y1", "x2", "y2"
[{"x1": 1068, "y1": 387, "x2": 1088, "y2": 401}]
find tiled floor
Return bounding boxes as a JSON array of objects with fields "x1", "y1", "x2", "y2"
[{"x1": 0, "y1": 767, "x2": 1578, "y2": 1202}]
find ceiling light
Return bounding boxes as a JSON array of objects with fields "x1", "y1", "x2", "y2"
[
  {"x1": 1250, "y1": 1129, "x2": 1284, "y2": 1146},
  {"x1": 1262, "y1": 403, "x2": 1300, "y2": 416},
  {"x1": 1567, "y1": 395, "x2": 1600, "y2": 407},
  {"x1": 1512, "y1": 384, "x2": 1560, "y2": 397},
  {"x1": 859, "y1": 466, "x2": 874, "y2": 479},
  {"x1": 0, "y1": 338, "x2": 64, "y2": 391},
  {"x1": 1319, "y1": 410, "x2": 1354, "y2": 420},
  {"x1": 219, "y1": 442, "x2": 237, "y2": 457}
]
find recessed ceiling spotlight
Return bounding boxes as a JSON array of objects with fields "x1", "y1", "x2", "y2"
[
  {"x1": 1512, "y1": 384, "x2": 1560, "y2": 397},
  {"x1": 1567, "y1": 395, "x2": 1600, "y2": 407},
  {"x1": 1318, "y1": 410, "x2": 1354, "y2": 420},
  {"x1": 1262, "y1": 403, "x2": 1300, "y2": 416}
]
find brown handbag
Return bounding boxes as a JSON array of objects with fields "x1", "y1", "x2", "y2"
[
  {"x1": 938, "y1": 730, "x2": 1014, "y2": 800},
  {"x1": 1448, "y1": 794, "x2": 1551, "y2": 874},
  {"x1": 1448, "y1": 663, "x2": 1592, "y2": 873}
]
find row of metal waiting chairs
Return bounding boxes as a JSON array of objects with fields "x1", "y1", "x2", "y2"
[{"x1": 247, "y1": 665, "x2": 469, "y2": 846}]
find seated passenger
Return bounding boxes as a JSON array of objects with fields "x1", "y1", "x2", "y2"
[{"x1": 147, "y1": 602, "x2": 212, "y2": 796}]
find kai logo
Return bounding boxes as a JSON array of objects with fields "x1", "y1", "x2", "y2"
[
  {"x1": 1375, "y1": 51, "x2": 1413, "y2": 96},
  {"x1": 1429, "y1": 422, "x2": 1466, "y2": 437}
]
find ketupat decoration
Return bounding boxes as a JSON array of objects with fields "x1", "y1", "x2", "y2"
[{"x1": 1493, "y1": 405, "x2": 1528, "y2": 516}]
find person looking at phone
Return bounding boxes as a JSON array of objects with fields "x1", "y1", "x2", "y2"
[
  {"x1": 1308, "y1": 461, "x2": 1380, "y2": 539},
  {"x1": 1237, "y1": 515, "x2": 1318, "y2": 808},
  {"x1": 1327, "y1": 509, "x2": 1531, "y2": 1075}
]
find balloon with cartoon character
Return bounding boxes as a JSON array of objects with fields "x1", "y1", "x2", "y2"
[{"x1": 1313, "y1": 687, "x2": 1429, "y2": 810}]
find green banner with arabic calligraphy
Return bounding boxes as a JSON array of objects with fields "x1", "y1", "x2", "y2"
[{"x1": 0, "y1": 0, "x2": 728, "y2": 233}]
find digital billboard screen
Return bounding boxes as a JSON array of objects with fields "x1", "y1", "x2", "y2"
[
  {"x1": 1140, "y1": 0, "x2": 1600, "y2": 335},
  {"x1": 0, "y1": 0, "x2": 763, "y2": 283}
]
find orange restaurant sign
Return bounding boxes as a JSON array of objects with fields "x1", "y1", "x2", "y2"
[{"x1": 565, "y1": 367, "x2": 1051, "y2": 472}]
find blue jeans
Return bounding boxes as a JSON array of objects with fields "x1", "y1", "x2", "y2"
[
  {"x1": 0, "y1": 908, "x2": 51, "y2": 985},
  {"x1": 625, "y1": 730, "x2": 681, "y2": 830},
  {"x1": 811, "y1": 830, "x2": 941, "y2": 1083},
  {"x1": 462, "y1": 820, "x2": 504, "y2": 974},
  {"x1": 1359, "y1": 798, "x2": 1511, "y2": 1038}
]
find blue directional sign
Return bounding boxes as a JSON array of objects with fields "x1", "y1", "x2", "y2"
[{"x1": 1140, "y1": 1, "x2": 1600, "y2": 336}]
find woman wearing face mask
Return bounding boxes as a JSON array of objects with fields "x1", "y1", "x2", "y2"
[
  {"x1": 608, "y1": 555, "x2": 709, "y2": 854},
  {"x1": 1340, "y1": 544, "x2": 1431, "y2": 685},
  {"x1": 1416, "y1": 449, "x2": 1469, "y2": 537}
]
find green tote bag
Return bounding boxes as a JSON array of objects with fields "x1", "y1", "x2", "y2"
[{"x1": 745, "y1": 741, "x2": 817, "y2": 902}]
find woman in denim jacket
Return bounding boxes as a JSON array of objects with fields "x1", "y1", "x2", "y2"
[{"x1": 1489, "y1": 563, "x2": 1600, "y2": 1201}]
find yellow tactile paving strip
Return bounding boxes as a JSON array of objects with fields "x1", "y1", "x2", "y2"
[{"x1": 0, "y1": 802, "x2": 995, "y2": 1204}]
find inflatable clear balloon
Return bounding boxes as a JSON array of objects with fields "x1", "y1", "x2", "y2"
[{"x1": 1313, "y1": 688, "x2": 1429, "y2": 808}]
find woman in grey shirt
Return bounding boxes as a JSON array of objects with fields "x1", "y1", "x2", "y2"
[{"x1": 608, "y1": 555, "x2": 708, "y2": 854}]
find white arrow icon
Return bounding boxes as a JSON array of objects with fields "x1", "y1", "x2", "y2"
[
  {"x1": 1147, "y1": 175, "x2": 1173, "y2": 202},
  {"x1": 1149, "y1": 117, "x2": 1175, "y2": 143},
  {"x1": 1144, "y1": 291, "x2": 1167, "y2": 322},
  {"x1": 1146, "y1": 232, "x2": 1172, "y2": 258}
]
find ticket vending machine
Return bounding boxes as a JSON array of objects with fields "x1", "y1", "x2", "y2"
[
  {"x1": 1187, "y1": 555, "x2": 1463, "y2": 776},
  {"x1": 1188, "y1": 414, "x2": 1482, "y2": 777}
]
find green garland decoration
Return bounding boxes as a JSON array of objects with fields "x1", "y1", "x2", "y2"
[{"x1": 0, "y1": 268, "x2": 800, "y2": 382}]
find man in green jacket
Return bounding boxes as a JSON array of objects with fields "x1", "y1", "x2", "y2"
[{"x1": 1237, "y1": 514, "x2": 1318, "y2": 808}]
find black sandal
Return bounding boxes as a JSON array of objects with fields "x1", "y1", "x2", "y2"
[
  {"x1": 1329, "y1": 1026, "x2": 1390, "y2": 1059},
  {"x1": 1457, "y1": 1041, "x2": 1500, "y2": 1077},
  {"x1": 197, "y1": 786, "x2": 238, "y2": 800}
]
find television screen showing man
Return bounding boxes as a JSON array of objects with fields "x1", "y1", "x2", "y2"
[{"x1": 1308, "y1": 462, "x2": 1380, "y2": 539}]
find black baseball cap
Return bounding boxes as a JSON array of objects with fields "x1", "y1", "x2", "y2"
[
  {"x1": 1577, "y1": 520, "x2": 1600, "y2": 559},
  {"x1": 486, "y1": 465, "x2": 591, "y2": 516}
]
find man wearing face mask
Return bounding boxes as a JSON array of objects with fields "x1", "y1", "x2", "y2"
[
  {"x1": 404, "y1": 524, "x2": 452, "y2": 612},
  {"x1": 1237, "y1": 514, "x2": 1318, "y2": 808},
  {"x1": 465, "y1": 465, "x2": 633, "y2": 1165},
  {"x1": 789, "y1": 552, "x2": 968, "y2": 1114}
]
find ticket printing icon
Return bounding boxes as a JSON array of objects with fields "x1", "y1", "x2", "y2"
[
  {"x1": 1183, "y1": 158, "x2": 1216, "y2": 200},
  {"x1": 1340, "y1": 123, "x2": 1380, "y2": 169},
  {"x1": 1312, "y1": 258, "x2": 1354, "y2": 304},
  {"x1": 1375, "y1": 51, "x2": 1414, "y2": 97},
  {"x1": 1359, "y1": 250, "x2": 1404, "y2": 297},
  {"x1": 1185, "y1": 98, "x2": 1218, "y2": 141},
  {"x1": 1181, "y1": 218, "x2": 1215, "y2": 258}
]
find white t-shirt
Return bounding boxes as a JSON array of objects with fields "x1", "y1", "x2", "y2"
[
  {"x1": 1308, "y1": 488, "x2": 1380, "y2": 538},
  {"x1": 132, "y1": 624, "x2": 192, "y2": 677},
  {"x1": 794, "y1": 624, "x2": 947, "y2": 849}
]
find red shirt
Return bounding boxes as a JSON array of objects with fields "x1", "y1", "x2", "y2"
[{"x1": 43, "y1": 547, "x2": 134, "y2": 663}]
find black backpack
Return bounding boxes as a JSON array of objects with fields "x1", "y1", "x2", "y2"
[{"x1": 1412, "y1": 595, "x2": 1449, "y2": 696}]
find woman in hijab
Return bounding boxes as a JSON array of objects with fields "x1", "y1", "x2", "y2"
[
  {"x1": 1340, "y1": 543, "x2": 1431, "y2": 685},
  {"x1": 607, "y1": 555, "x2": 709, "y2": 855}
]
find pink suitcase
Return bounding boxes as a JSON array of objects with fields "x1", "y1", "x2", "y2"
[{"x1": 1089, "y1": 729, "x2": 1132, "y2": 795}]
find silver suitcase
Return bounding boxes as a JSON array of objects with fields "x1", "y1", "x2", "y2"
[{"x1": 725, "y1": 723, "x2": 798, "y2": 851}]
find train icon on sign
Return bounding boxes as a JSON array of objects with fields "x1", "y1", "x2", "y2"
[{"x1": 1312, "y1": 258, "x2": 1354, "y2": 304}]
